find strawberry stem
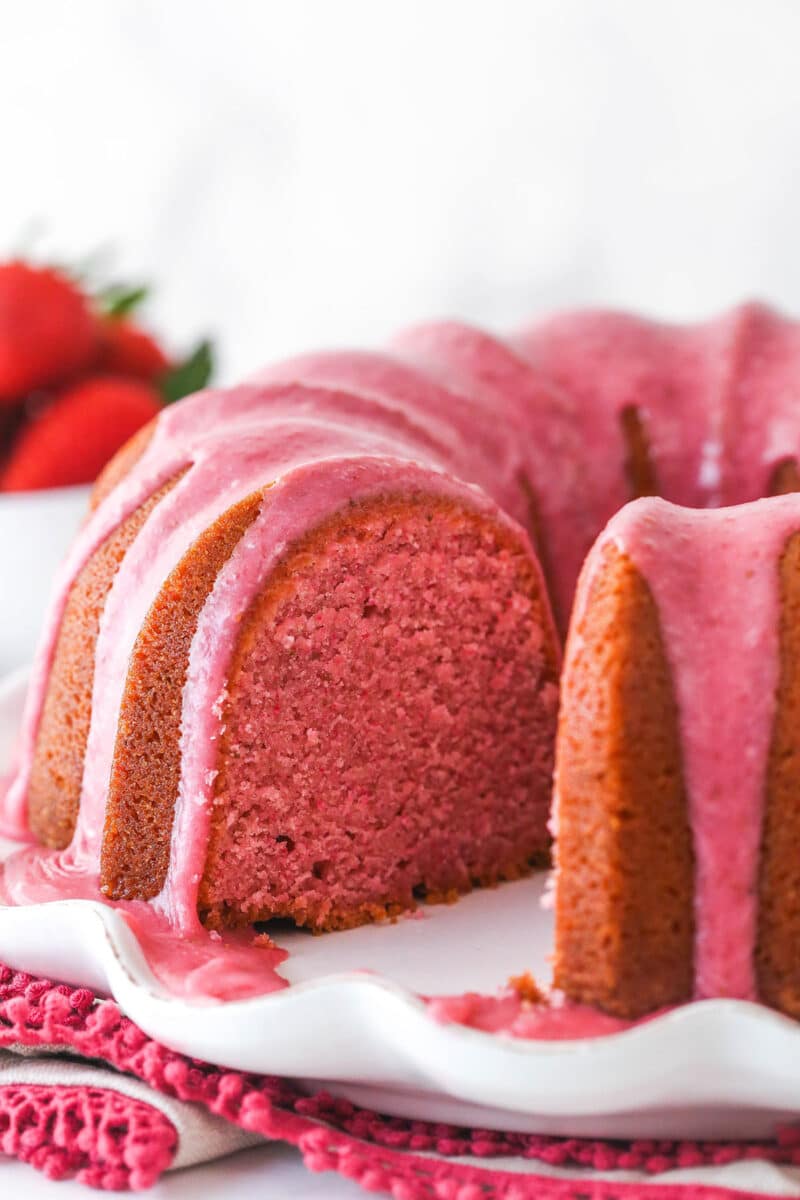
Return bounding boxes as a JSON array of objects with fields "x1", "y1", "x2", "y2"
[
  {"x1": 160, "y1": 339, "x2": 214, "y2": 404},
  {"x1": 100, "y1": 283, "x2": 150, "y2": 318}
]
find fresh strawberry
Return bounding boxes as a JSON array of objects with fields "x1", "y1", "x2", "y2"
[
  {"x1": 0, "y1": 262, "x2": 96, "y2": 403},
  {"x1": 96, "y1": 317, "x2": 170, "y2": 381},
  {"x1": 0, "y1": 375, "x2": 161, "y2": 491}
]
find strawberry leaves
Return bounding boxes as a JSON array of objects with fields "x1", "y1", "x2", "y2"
[
  {"x1": 98, "y1": 283, "x2": 150, "y2": 320},
  {"x1": 160, "y1": 339, "x2": 214, "y2": 404}
]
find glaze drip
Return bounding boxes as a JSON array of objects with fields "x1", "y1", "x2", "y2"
[
  {"x1": 4, "y1": 304, "x2": 800, "y2": 1008},
  {"x1": 574, "y1": 494, "x2": 800, "y2": 1000}
]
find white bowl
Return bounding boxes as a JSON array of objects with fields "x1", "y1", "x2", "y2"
[{"x1": 0, "y1": 485, "x2": 91, "y2": 674}]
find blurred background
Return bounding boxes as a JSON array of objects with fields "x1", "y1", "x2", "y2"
[
  {"x1": 4, "y1": 0, "x2": 800, "y2": 380},
  {"x1": 1, "y1": 0, "x2": 799, "y2": 668}
]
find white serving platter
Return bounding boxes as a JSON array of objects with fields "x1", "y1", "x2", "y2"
[{"x1": 0, "y1": 669, "x2": 799, "y2": 1141}]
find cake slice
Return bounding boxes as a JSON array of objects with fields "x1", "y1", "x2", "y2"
[
  {"x1": 6, "y1": 375, "x2": 561, "y2": 935},
  {"x1": 554, "y1": 494, "x2": 800, "y2": 1018}
]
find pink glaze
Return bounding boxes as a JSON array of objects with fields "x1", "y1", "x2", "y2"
[
  {"x1": 120, "y1": 912, "x2": 287, "y2": 1002},
  {"x1": 3, "y1": 303, "x2": 800, "y2": 1007},
  {"x1": 723, "y1": 307, "x2": 800, "y2": 499},
  {"x1": 4, "y1": 382, "x2": 496, "y2": 839},
  {"x1": 158, "y1": 456, "x2": 530, "y2": 933},
  {"x1": 0, "y1": 775, "x2": 32, "y2": 841},
  {"x1": 77, "y1": 434, "x2": 484, "y2": 879},
  {"x1": 391, "y1": 322, "x2": 590, "y2": 628},
  {"x1": 426, "y1": 990, "x2": 639, "y2": 1039},
  {"x1": 568, "y1": 493, "x2": 800, "y2": 1000},
  {"x1": 1, "y1": 845, "x2": 288, "y2": 1002},
  {"x1": 256, "y1": 349, "x2": 531, "y2": 525},
  {"x1": 513, "y1": 304, "x2": 800, "y2": 511},
  {"x1": 0, "y1": 355, "x2": 549, "y2": 970}
]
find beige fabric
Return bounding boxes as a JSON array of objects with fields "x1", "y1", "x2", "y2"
[
  {"x1": 3, "y1": 1045, "x2": 799, "y2": 1190},
  {"x1": 0, "y1": 1048, "x2": 263, "y2": 1170}
]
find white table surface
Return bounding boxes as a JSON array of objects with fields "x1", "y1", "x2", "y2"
[
  {"x1": 8, "y1": 1144, "x2": 800, "y2": 1197},
  {"x1": 0, "y1": 1145, "x2": 365, "y2": 1198}
]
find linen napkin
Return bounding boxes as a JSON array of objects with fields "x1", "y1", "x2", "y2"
[{"x1": 2, "y1": 962, "x2": 800, "y2": 1197}]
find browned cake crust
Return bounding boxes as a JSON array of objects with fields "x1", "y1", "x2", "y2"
[
  {"x1": 768, "y1": 457, "x2": 800, "y2": 496},
  {"x1": 200, "y1": 856, "x2": 550, "y2": 934},
  {"x1": 553, "y1": 543, "x2": 694, "y2": 1018},
  {"x1": 100, "y1": 490, "x2": 266, "y2": 900},
  {"x1": 90, "y1": 422, "x2": 157, "y2": 511},
  {"x1": 27, "y1": 476, "x2": 180, "y2": 848},
  {"x1": 518, "y1": 472, "x2": 559, "y2": 631},
  {"x1": 620, "y1": 405, "x2": 659, "y2": 499},
  {"x1": 757, "y1": 530, "x2": 800, "y2": 1016}
]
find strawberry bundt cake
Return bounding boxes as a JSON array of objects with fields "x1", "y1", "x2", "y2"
[
  {"x1": 2, "y1": 301, "x2": 800, "y2": 1020},
  {"x1": 2, "y1": 341, "x2": 566, "y2": 935}
]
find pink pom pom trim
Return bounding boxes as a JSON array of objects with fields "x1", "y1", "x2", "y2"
[{"x1": 0, "y1": 963, "x2": 795, "y2": 1196}]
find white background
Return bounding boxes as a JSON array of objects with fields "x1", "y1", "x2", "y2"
[
  {"x1": 3, "y1": 0, "x2": 800, "y2": 382},
  {"x1": 2, "y1": 1, "x2": 800, "y2": 1193}
]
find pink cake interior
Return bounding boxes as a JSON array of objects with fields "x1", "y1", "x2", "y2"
[{"x1": 199, "y1": 501, "x2": 559, "y2": 930}]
